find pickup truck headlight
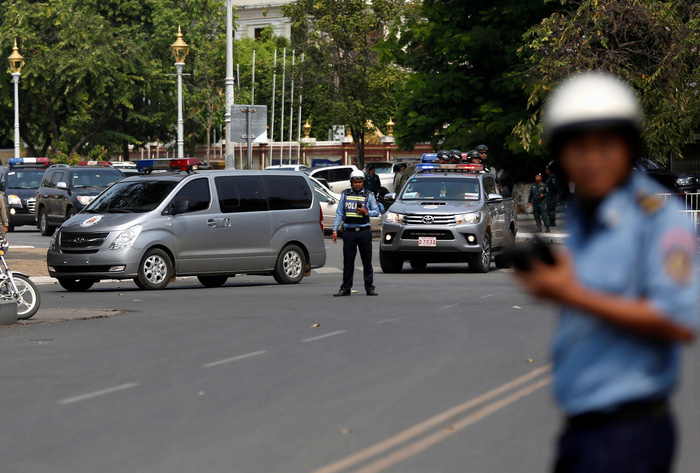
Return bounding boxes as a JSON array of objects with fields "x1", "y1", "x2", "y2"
[
  {"x1": 110, "y1": 224, "x2": 142, "y2": 250},
  {"x1": 455, "y1": 213, "x2": 481, "y2": 224},
  {"x1": 77, "y1": 195, "x2": 95, "y2": 206},
  {"x1": 384, "y1": 212, "x2": 404, "y2": 224},
  {"x1": 7, "y1": 194, "x2": 21, "y2": 205},
  {"x1": 675, "y1": 177, "x2": 693, "y2": 187}
]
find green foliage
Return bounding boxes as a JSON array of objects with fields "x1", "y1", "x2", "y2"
[
  {"x1": 283, "y1": 0, "x2": 408, "y2": 166},
  {"x1": 517, "y1": 0, "x2": 700, "y2": 161},
  {"x1": 389, "y1": 0, "x2": 558, "y2": 180}
]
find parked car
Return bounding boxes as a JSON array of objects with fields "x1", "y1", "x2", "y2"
[
  {"x1": 308, "y1": 165, "x2": 359, "y2": 193},
  {"x1": 46, "y1": 158, "x2": 327, "y2": 291},
  {"x1": 265, "y1": 164, "x2": 310, "y2": 171},
  {"x1": 35, "y1": 164, "x2": 125, "y2": 236},
  {"x1": 0, "y1": 157, "x2": 51, "y2": 231},
  {"x1": 634, "y1": 158, "x2": 700, "y2": 194}
]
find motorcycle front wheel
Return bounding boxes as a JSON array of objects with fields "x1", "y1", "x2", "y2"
[{"x1": 0, "y1": 274, "x2": 40, "y2": 320}]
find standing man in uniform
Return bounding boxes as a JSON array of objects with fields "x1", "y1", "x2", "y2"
[
  {"x1": 393, "y1": 163, "x2": 407, "y2": 192},
  {"x1": 513, "y1": 72, "x2": 697, "y2": 473},
  {"x1": 528, "y1": 173, "x2": 550, "y2": 233},
  {"x1": 545, "y1": 163, "x2": 559, "y2": 226},
  {"x1": 332, "y1": 170, "x2": 380, "y2": 296},
  {"x1": 364, "y1": 164, "x2": 381, "y2": 196}
]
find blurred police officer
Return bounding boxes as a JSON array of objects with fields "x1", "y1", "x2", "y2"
[
  {"x1": 332, "y1": 170, "x2": 380, "y2": 296},
  {"x1": 528, "y1": 174, "x2": 550, "y2": 233},
  {"x1": 0, "y1": 196, "x2": 8, "y2": 237},
  {"x1": 466, "y1": 149, "x2": 481, "y2": 164},
  {"x1": 449, "y1": 149, "x2": 462, "y2": 164},
  {"x1": 436, "y1": 150, "x2": 450, "y2": 164},
  {"x1": 514, "y1": 72, "x2": 697, "y2": 473},
  {"x1": 476, "y1": 144, "x2": 488, "y2": 163},
  {"x1": 364, "y1": 164, "x2": 381, "y2": 196}
]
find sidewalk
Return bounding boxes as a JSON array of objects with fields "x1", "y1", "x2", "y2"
[{"x1": 516, "y1": 211, "x2": 568, "y2": 244}]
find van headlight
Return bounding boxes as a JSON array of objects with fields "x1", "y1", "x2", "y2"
[
  {"x1": 455, "y1": 213, "x2": 481, "y2": 224},
  {"x1": 49, "y1": 231, "x2": 59, "y2": 250},
  {"x1": 110, "y1": 224, "x2": 142, "y2": 250},
  {"x1": 384, "y1": 212, "x2": 404, "y2": 224},
  {"x1": 7, "y1": 195, "x2": 21, "y2": 205},
  {"x1": 77, "y1": 196, "x2": 95, "y2": 206}
]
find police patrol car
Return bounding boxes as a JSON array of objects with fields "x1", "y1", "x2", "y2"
[{"x1": 380, "y1": 161, "x2": 517, "y2": 273}]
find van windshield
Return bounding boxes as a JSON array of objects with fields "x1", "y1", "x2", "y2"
[
  {"x1": 400, "y1": 177, "x2": 481, "y2": 201},
  {"x1": 85, "y1": 180, "x2": 178, "y2": 213}
]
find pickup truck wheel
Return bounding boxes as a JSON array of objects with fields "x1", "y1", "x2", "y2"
[
  {"x1": 273, "y1": 244, "x2": 305, "y2": 284},
  {"x1": 495, "y1": 228, "x2": 515, "y2": 269},
  {"x1": 197, "y1": 275, "x2": 229, "y2": 288},
  {"x1": 410, "y1": 259, "x2": 427, "y2": 270},
  {"x1": 57, "y1": 278, "x2": 96, "y2": 292},
  {"x1": 38, "y1": 209, "x2": 55, "y2": 236},
  {"x1": 136, "y1": 248, "x2": 173, "y2": 290},
  {"x1": 470, "y1": 233, "x2": 491, "y2": 273},
  {"x1": 380, "y1": 249, "x2": 403, "y2": 273}
]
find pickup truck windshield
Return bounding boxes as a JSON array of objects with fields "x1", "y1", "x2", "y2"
[
  {"x1": 85, "y1": 180, "x2": 179, "y2": 213},
  {"x1": 400, "y1": 177, "x2": 481, "y2": 201},
  {"x1": 7, "y1": 169, "x2": 45, "y2": 189}
]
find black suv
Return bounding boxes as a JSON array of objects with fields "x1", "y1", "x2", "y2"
[
  {"x1": 0, "y1": 157, "x2": 51, "y2": 231},
  {"x1": 35, "y1": 164, "x2": 124, "y2": 235},
  {"x1": 634, "y1": 158, "x2": 700, "y2": 194}
]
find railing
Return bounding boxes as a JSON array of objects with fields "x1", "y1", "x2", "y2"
[{"x1": 656, "y1": 193, "x2": 700, "y2": 233}]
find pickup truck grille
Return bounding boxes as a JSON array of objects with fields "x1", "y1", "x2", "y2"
[
  {"x1": 404, "y1": 214, "x2": 456, "y2": 225},
  {"x1": 402, "y1": 230, "x2": 455, "y2": 240},
  {"x1": 60, "y1": 232, "x2": 110, "y2": 249},
  {"x1": 27, "y1": 198, "x2": 36, "y2": 214}
]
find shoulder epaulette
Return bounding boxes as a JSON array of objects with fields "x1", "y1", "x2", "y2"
[{"x1": 636, "y1": 192, "x2": 665, "y2": 215}]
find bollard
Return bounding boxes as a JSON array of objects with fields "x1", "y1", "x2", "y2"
[{"x1": 0, "y1": 300, "x2": 18, "y2": 325}]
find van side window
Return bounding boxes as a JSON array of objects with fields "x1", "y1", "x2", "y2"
[
  {"x1": 173, "y1": 178, "x2": 210, "y2": 213},
  {"x1": 263, "y1": 175, "x2": 313, "y2": 210},
  {"x1": 331, "y1": 168, "x2": 352, "y2": 182},
  {"x1": 215, "y1": 176, "x2": 268, "y2": 213},
  {"x1": 49, "y1": 171, "x2": 65, "y2": 189}
]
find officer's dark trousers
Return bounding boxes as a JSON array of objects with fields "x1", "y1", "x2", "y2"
[
  {"x1": 533, "y1": 202, "x2": 550, "y2": 228},
  {"x1": 341, "y1": 227, "x2": 374, "y2": 292},
  {"x1": 553, "y1": 405, "x2": 675, "y2": 473}
]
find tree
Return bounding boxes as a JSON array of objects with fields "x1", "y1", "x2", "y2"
[
  {"x1": 283, "y1": 0, "x2": 408, "y2": 168},
  {"x1": 387, "y1": 0, "x2": 557, "y2": 180},
  {"x1": 515, "y1": 0, "x2": 700, "y2": 161}
]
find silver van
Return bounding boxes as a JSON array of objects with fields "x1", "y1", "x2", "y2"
[{"x1": 46, "y1": 161, "x2": 327, "y2": 291}]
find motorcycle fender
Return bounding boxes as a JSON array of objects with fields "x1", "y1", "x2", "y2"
[{"x1": 11, "y1": 271, "x2": 30, "y2": 279}]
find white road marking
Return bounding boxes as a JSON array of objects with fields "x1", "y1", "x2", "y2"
[
  {"x1": 57, "y1": 383, "x2": 138, "y2": 405},
  {"x1": 12, "y1": 245, "x2": 35, "y2": 249},
  {"x1": 479, "y1": 294, "x2": 495, "y2": 299},
  {"x1": 203, "y1": 350, "x2": 267, "y2": 368},
  {"x1": 439, "y1": 303, "x2": 459, "y2": 310},
  {"x1": 376, "y1": 318, "x2": 402, "y2": 324},
  {"x1": 302, "y1": 330, "x2": 347, "y2": 342},
  {"x1": 313, "y1": 267, "x2": 343, "y2": 274}
]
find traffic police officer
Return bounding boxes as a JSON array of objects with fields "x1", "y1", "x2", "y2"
[
  {"x1": 545, "y1": 163, "x2": 559, "y2": 226},
  {"x1": 528, "y1": 174, "x2": 550, "y2": 232},
  {"x1": 332, "y1": 170, "x2": 380, "y2": 296},
  {"x1": 514, "y1": 72, "x2": 697, "y2": 473}
]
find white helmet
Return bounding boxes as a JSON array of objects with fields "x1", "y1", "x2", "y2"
[
  {"x1": 543, "y1": 72, "x2": 643, "y2": 147},
  {"x1": 350, "y1": 169, "x2": 365, "y2": 181}
]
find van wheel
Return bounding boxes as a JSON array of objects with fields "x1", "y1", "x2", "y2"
[
  {"x1": 38, "y1": 209, "x2": 55, "y2": 236},
  {"x1": 57, "y1": 278, "x2": 96, "y2": 292},
  {"x1": 470, "y1": 233, "x2": 491, "y2": 273},
  {"x1": 380, "y1": 249, "x2": 403, "y2": 273},
  {"x1": 273, "y1": 244, "x2": 305, "y2": 284},
  {"x1": 136, "y1": 248, "x2": 173, "y2": 290},
  {"x1": 197, "y1": 275, "x2": 229, "y2": 288},
  {"x1": 66, "y1": 208, "x2": 76, "y2": 219}
]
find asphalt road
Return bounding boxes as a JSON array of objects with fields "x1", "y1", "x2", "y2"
[{"x1": 0, "y1": 232, "x2": 698, "y2": 473}]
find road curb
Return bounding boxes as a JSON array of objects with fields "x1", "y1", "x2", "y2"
[{"x1": 515, "y1": 232, "x2": 568, "y2": 245}]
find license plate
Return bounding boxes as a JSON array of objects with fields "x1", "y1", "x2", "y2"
[{"x1": 418, "y1": 237, "x2": 437, "y2": 247}]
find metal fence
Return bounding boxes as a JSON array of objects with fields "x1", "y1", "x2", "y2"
[{"x1": 656, "y1": 193, "x2": 700, "y2": 233}]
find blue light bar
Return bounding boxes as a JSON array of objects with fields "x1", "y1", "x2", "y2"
[
  {"x1": 136, "y1": 159, "x2": 157, "y2": 173},
  {"x1": 421, "y1": 153, "x2": 438, "y2": 163},
  {"x1": 8, "y1": 157, "x2": 50, "y2": 166}
]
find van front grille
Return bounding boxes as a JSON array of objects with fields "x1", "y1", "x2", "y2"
[{"x1": 60, "y1": 232, "x2": 110, "y2": 249}]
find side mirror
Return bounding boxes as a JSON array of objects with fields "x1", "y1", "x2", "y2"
[
  {"x1": 57, "y1": 182, "x2": 68, "y2": 190},
  {"x1": 327, "y1": 197, "x2": 337, "y2": 205},
  {"x1": 487, "y1": 193, "x2": 503, "y2": 203},
  {"x1": 166, "y1": 199, "x2": 189, "y2": 216},
  {"x1": 384, "y1": 193, "x2": 396, "y2": 204}
]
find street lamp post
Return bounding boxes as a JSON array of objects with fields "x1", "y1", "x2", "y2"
[
  {"x1": 171, "y1": 26, "x2": 189, "y2": 159},
  {"x1": 8, "y1": 39, "x2": 24, "y2": 160}
]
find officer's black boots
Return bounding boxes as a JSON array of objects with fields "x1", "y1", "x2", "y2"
[{"x1": 334, "y1": 289, "x2": 351, "y2": 297}]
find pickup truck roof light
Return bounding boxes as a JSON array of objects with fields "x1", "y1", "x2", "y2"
[
  {"x1": 77, "y1": 160, "x2": 112, "y2": 167},
  {"x1": 136, "y1": 158, "x2": 201, "y2": 174},
  {"x1": 8, "y1": 157, "x2": 50, "y2": 167},
  {"x1": 416, "y1": 163, "x2": 484, "y2": 173}
]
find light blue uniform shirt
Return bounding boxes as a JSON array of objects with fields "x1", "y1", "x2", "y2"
[
  {"x1": 554, "y1": 171, "x2": 698, "y2": 415},
  {"x1": 332, "y1": 190, "x2": 380, "y2": 232}
]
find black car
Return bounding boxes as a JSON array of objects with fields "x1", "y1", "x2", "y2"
[
  {"x1": 0, "y1": 157, "x2": 51, "y2": 231},
  {"x1": 634, "y1": 158, "x2": 700, "y2": 194},
  {"x1": 35, "y1": 164, "x2": 124, "y2": 236}
]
